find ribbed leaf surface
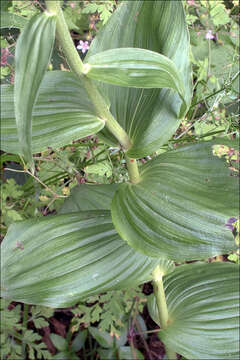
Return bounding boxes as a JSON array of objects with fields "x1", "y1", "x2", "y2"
[
  {"x1": 111, "y1": 140, "x2": 238, "y2": 261},
  {"x1": 86, "y1": 0, "x2": 192, "y2": 157},
  {"x1": 1, "y1": 71, "x2": 104, "y2": 155},
  {"x1": 1, "y1": 211, "x2": 159, "y2": 307},
  {"x1": 148, "y1": 262, "x2": 240, "y2": 359},
  {"x1": 14, "y1": 12, "x2": 56, "y2": 164},
  {"x1": 85, "y1": 48, "x2": 186, "y2": 116},
  {"x1": 59, "y1": 184, "x2": 118, "y2": 213}
]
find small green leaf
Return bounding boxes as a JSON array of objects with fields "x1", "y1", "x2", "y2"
[
  {"x1": 85, "y1": 161, "x2": 112, "y2": 177},
  {"x1": 14, "y1": 12, "x2": 56, "y2": 165},
  {"x1": 118, "y1": 346, "x2": 144, "y2": 360},
  {"x1": 50, "y1": 334, "x2": 67, "y2": 351},
  {"x1": 32, "y1": 317, "x2": 48, "y2": 329},
  {"x1": 71, "y1": 330, "x2": 87, "y2": 352},
  {"x1": 0, "y1": 11, "x2": 27, "y2": 29},
  {"x1": 148, "y1": 262, "x2": 239, "y2": 360},
  {"x1": 59, "y1": 184, "x2": 118, "y2": 213},
  {"x1": 89, "y1": 327, "x2": 113, "y2": 348}
]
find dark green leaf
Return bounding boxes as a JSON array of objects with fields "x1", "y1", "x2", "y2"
[
  {"x1": 14, "y1": 12, "x2": 56, "y2": 165},
  {"x1": 1, "y1": 71, "x2": 104, "y2": 155},
  {"x1": 86, "y1": 1, "x2": 192, "y2": 158},
  {"x1": 1, "y1": 211, "x2": 159, "y2": 307},
  {"x1": 148, "y1": 262, "x2": 239, "y2": 360},
  {"x1": 111, "y1": 140, "x2": 238, "y2": 261},
  {"x1": 59, "y1": 184, "x2": 118, "y2": 213}
]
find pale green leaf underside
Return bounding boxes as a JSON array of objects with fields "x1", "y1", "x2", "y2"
[
  {"x1": 111, "y1": 140, "x2": 238, "y2": 261},
  {"x1": 148, "y1": 262, "x2": 239, "y2": 359},
  {"x1": 14, "y1": 12, "x2": 56, "y2": 164},
  {"x1": 1, "y1": 211, "x2": 159, "y2": 307},
  {"x1": 85, "y1": 48, "x2": 186, "y2": 115},
  {"x1": 59, "y1": 184, "x2": 118, "y2": 214},
  {"x1": 1, "y1": 71, "x2": 104, "y2": 155},
  {"x1": 86, "y1": 0, "x2": 192, "y2": 158}
]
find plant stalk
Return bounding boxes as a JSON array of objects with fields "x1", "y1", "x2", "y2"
[
  {"x1": 152, "y1": 266, "x2": 177, "y2": 360},
  {"x1": 45, "y1": 0, "x2": 132, "y2": 152},
  {"x1": 125, "y1": 156, "x2": 140, "y2": 184}
]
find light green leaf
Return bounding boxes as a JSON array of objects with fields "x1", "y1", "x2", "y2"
[
  {"x1": 0, "y1": 11, "x2": 27, "y2": 29},
  {"x1": 85, "y1": 161, "x2": 112, "y2": 177},
  {"x1": 86, "y1": 1, "x2": 192, "y2": 158},
  {"x1": 111, "y1": 140, "x2": 238, "y2": 261},
  {"x1": 1, "y1": 71, "x2": 104, "y2": 155},
  {"x1": 1, "y1": 211, "x2": 159, "y2": 307},
  {"x1": 14, "y1": 12, "x2": 56, "y2": 165},
  {"x1": 85, "y1": 48, "x2": 186, "y2": 116},
  {"x1": 148, "y1": 262, "x2": 239, "y2": 360},
  {"x1": 59, "y1": 184, "x2": 118, "y2": 213}
]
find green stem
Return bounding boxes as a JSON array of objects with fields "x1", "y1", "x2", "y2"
[
  {"x1": 45, "y1": 0, "x2": 84, "y2": 75},
  {"x1": 125, "y1": 156, "x2": 140, "y2": 184},
  {"x1": 45, "y1": 0, "x2": 131, "y2": 151},
  {"x1": 22, "y1": 303, "x2": 29, "y2": 359},
  {"x1": 152, "y1": 266, "x2": 177, "y2": 360}
]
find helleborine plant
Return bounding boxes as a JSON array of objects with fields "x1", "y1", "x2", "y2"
[{"x1": 1, "y1": 1, "x2": 239, "y2": 359}]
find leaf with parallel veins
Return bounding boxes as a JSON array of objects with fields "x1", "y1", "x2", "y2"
[
  {"x1": 86, "y1": 0, "x2": 192, "y2": 157},
  {"x1": 1, "y1": 211, "x2": 159, "y2": 308},
  {"x1": 1, "y1": 71, "x2": 105, "y2": 155},
  {"x1": 111, "y1": 140, "x2": 238, "y2": 261},
  {"x1": 148, "y1": 262, "x2": 239, "y2": 360}
]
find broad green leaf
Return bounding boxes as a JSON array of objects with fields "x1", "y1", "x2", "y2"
[
  {"x1": 0, "y1": 12, "x2": 27, "y2": 29},
  {"x1": 14, "y1": 12, "x2": 56, "y2": 165},
  {"x1": 148, "y1": 262, "x2": 239, "y2": 360},
  {"x1": 111, "y1": 140, "x2": 238, "y2": 261},
  {"x1": 1, "y1": 71, "x2": 104, "y2": 155},
  {"x1": 85, "y1": 48, "x2": 186, "y2": 116},
  {"x1": 1, "y1": 211, "x2": 159, "y2": 307},
  {"x1": 59, "y1": 184, "x2": 118, "y2": 213},
  {"x1": 86, "y1": 1, "x2": 192, "y2": 158}
]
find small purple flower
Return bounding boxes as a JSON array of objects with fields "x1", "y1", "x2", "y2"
[
  {"x1": 225, "y1": 217, "x2": 237, "y2": 230},
  {"x1": 77, "y1": 40, "x2": 89, "y2": 54},
  {"x1": 205, "y1": 30, "x2": 215, "y2": 40}
]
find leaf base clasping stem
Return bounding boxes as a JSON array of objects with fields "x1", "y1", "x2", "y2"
[{"x1": 152, "y1": 266, "x2": 177, "y2": 360}]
